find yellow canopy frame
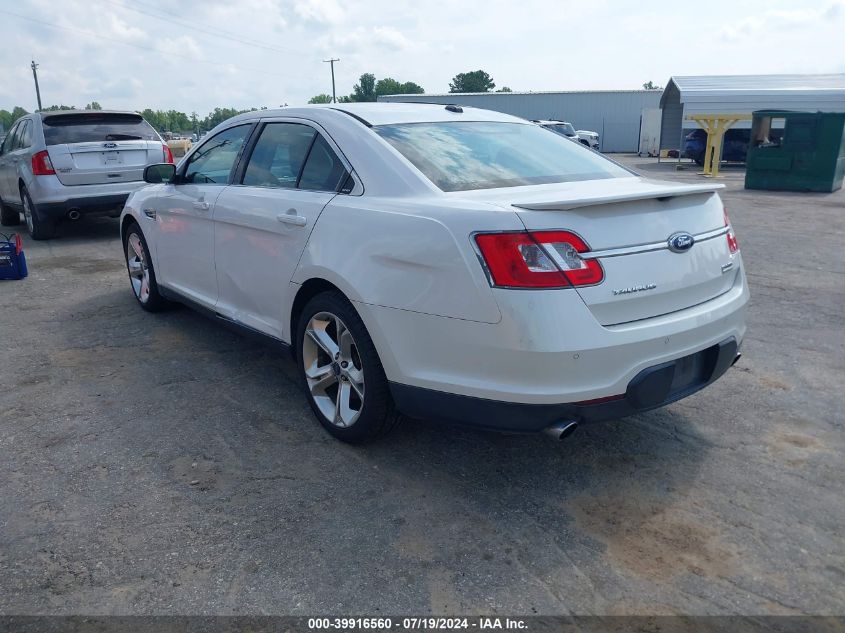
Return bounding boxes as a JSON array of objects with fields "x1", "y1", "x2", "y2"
[{"x1": 686, "y1": 114, "x2": 751, "y2": 177}]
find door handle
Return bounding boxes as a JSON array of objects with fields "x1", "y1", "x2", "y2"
[
  {"x1": 277, "y1": 209, "x2": 307, "y2": 227},
  {"x1": 192, "y1": 200, "x2": 210, "y2": 211}
]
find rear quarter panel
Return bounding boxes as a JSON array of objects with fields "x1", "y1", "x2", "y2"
[{"x1": 292, "y1": 196, "x2": 524, "y2": 324}]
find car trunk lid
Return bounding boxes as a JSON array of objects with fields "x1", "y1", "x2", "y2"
[{"x1": 458, "y1": 177, "x2": 738, "y2": 325}]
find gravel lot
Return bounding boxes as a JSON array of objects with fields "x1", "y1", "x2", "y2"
[{"x1": 1, "y1": 156, "x2": 843, "y2": 616}]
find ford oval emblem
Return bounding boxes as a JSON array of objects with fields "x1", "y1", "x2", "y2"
[
  {"x1": 668, "y1": 232, "x2": 695, "y2": 253},
  {"x1": 103, "y1": 142, "x2": 117, "y2": 149}
]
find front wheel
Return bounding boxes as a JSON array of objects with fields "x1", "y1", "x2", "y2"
[
  {"x1": 296, "y1": 291, "x2": 399, "y2": 443},
  {"x1": 124, "y1": 223, "x2": 167, "y2": 312}
]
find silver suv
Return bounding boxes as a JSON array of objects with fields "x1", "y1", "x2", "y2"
[{"x1": 0, "y1": 110, "x2": 172, "y2": 239}]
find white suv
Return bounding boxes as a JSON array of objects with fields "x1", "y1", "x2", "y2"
[
  {"x1": 122, "y1": 104, "x2": 748, "y2": 443},
  {"x1": 0, "y1": 110, "x2": 172, "y2": 239}
]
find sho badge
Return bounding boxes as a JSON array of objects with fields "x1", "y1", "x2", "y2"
[{"x1": 613, "y1": 283, "x2": 657, "y2": 296}]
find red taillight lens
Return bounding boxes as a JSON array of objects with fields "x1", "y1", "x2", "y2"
[
  {"x1": 31, "y1": 150, "x2": 55, "y2": 176},
  {"x1": 162, "y1": 143, "x2": 174, "y2": 164},
  {"x1": 474, "y1": 231, "x2": 603, "y2": 288},
  {"x1": 724, "y1": 209, "x2": 739, "y2": 254}
]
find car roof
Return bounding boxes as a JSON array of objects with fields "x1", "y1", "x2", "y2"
[
  {"x1": 227, "y1": 103, "x2": 528, "y2": 127},
  {"x1": 533, "y1": 119, "x2": 572, "y2": 125}
]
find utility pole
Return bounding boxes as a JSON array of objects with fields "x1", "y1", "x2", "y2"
[
  {"x1": 31, "y1": 60, "x2": 43, "y2": 111},
  {"x1": 323, "y1": 58, "x2": 339, "y2": 103}
]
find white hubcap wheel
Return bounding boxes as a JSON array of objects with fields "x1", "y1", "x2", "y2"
[{"x1": 302, "y1": 311, "x2": 365, "y2": 427}]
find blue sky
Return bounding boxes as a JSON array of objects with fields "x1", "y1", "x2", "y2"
[{"x1": 1, "y1": 0, "x2": 843, "y2": 114}]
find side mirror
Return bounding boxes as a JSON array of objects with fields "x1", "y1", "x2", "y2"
[{"x1": 144, "y1": 163, "x2": 176, "y2": 184}]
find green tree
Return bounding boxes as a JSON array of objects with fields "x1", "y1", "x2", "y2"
[
  {"x1": 642, "y1": 81, "x2": 663, "y2": 90},
  {"x1": 85, "y1": 101, "x2": 103, "y2": 110},
  {"x1": 375, "y1": 78, "x2": 425, "y2": 97},
  {"x1": 308, "y1": 94, "x2": 333, "y2": 104},
  {"x1": 449, "y1": 70, "x2": 495, "y2": 93},
  {"x1": 496, "y1": 86, "x2": 513, "y2": 92},
  {"x1": 1, "y1": 106, "x2": 29, "y2": 132},
  {"x1": 41, "y1": 104, "x2": 76, "y2": 111},
  {"x1": 350, "y1": 73, "x2": 377, "y2": 102}
]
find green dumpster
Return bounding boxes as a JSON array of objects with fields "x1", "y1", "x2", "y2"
[{"x1": 745, "y1": 110, "x2": 845, "y2": 193}]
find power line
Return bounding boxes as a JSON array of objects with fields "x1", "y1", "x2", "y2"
[
  {"x1": 0, "y1": 9, "x2": 313, "y2": 82},
  {"x1": 100, "y1": 0, "x2": 303, "y2": 57}
]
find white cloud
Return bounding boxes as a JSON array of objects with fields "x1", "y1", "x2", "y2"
[
  {"x1": 718, "y1": 1, "x2": 845, "y2": 41},
  {"x1": 1, "y1": 0, "x2": 844, "y2": 116},
  {"x1": 372, "y1": 26, "x2": 411, "y2": 51},
  {"x1": 293, "y1": 0, "x2": 346, "y2": 24}
]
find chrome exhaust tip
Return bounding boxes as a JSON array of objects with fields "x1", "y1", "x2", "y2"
[
  {"x1": 67, "y1": 209, "x2": 81, "y2": 221},
  {"x1": 543, "y1": 420, "x2": 578, "y2": 442},
  {"x1": 732, "y1": 352, "x2": 742, "y2": 366}
]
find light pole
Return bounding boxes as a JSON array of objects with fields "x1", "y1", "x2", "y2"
[
  {"x1": 31, "y1": 60, "x2": 42, "y2": 111},
  {"x1": 323, "y1": 58, "x2": 339, "y2": 103}
]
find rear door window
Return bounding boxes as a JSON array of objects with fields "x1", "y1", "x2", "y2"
[
  {"x1": 41, "y1": 113, "x2": 159, "y2": 145},
  {"x1": 183, "y1": 124, "x2": 252, "y2": 185},
  {"x1": 242, "y1": 123, "x2": 316, "y2": 188},
  {"x1": 298, "y1": 134, "x2": 347, "y2": 191},
  {"x1": 17, "y1": 120, "x2": 32, "y2": 149}
]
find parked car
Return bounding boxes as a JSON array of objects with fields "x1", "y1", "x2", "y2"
[
  {"x1": 576, "y1": 129, "x2": 600, "y2": 150},
  {"x1": 533, "y1": 120, "x2": 601, "y2": 150},
  {"x1": 532, "y1": 119, "x2": 579, "y2": 141},
  {"x1": 0, "y1": 110, "x2": 173, "y2": 239},
  {"x1": 122, "y1": 104, "x2": 747, "y2": 443},
  {"x1": 684, "y1": 128, "x2": 753, "y2": 166}
]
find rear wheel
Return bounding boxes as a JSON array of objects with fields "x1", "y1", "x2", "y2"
[
  {"x1": 21, "y1": 187, "x2": 55, "y2": 240},
  {"x1": 0, "y1": 197, "x2": 20, "y2": 226},
  {"x1": 124, "y1": 223, "x2": 167, "y2": 312},
  {"x1": 297, "y1": 291, "x2": 399, "y2": 443}
]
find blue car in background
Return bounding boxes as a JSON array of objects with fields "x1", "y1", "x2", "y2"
[{"x1": 684, "y1": 128, "x2": 751, "y2": 165}]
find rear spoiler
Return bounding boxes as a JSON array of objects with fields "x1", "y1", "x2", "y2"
[{"x1": 512, "y1": 183, "x2": 724, "y2": 211}]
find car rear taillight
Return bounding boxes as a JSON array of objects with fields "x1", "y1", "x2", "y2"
[
  {"x1": 474, "y1": 231, "x2": 603, "y2": 289},
  {"x1": 724, "y1": 209, "x2": 739, "y2": 254},
  {"x1": 31, "y1": 150, "x2": 55, "y2": 176},
  {"x1": 162, "y1": 143, "x2": 174, "y2": 164}
]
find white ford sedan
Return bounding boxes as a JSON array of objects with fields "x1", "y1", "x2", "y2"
[{"x1": 121, "y1": 103, "x2": 748, "y2": 442}]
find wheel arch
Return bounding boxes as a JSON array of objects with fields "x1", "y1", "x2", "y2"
[
  {"x1": 290, "y1": 278, "x2": 344, "y2": 354},
  {"x1": 288, "y1": 276, "x2": 400, "y2": 381},
  {"x1": 120, "y1": 214, "x2": 139, "y2": 243}
]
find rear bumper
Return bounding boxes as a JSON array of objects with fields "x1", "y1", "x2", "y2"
[
  {"x1": 391, "y1": 337, "x2": 740, "y2": 432},
  {"x1": 36, "y1": 194, "x2": 131, "y2": 220}
]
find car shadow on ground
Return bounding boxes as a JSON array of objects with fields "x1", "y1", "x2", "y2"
[{"x1": 57, "y1": 285, "x2": 712, "y2": 538}]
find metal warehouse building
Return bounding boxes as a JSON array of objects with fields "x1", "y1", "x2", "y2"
[
  {"x1": 378, "y1": 91, "x2": 662, "y2": 152},
  {"x1": 659, "y1": 74, "x2": 845, "y2": 155}
]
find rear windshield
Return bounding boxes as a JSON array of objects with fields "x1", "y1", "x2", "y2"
[
  {"x1": 42, "y1": 113, "x2": 159, "y2": 145},
  {"x1": 375, "y1": 122, "x2": 629, "y2": 192}
]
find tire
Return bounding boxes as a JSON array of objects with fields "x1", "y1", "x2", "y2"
[
  {"x1": 296, "y1": 290, "x2": 400, "y2": 443},
  {"x1": 21, "y1": 187, "x2": 55, "y2": 240},
  {"x1": 0, "y1": 197, "x2": 21, "y2": 226},
  {"x1": 579, "y1": 139, "x2": 590, "y2": 147},
  {"x1": 124, "y1": 222, "x2": 168, "y2": 312}
]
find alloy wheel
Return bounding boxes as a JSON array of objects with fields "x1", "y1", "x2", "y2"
[
  {"x1": 301, "y1": 311, "x2": 365, "y2": 427},
  {"x1": 126, "y1": 233, "x2": 150, "y2": 303}
]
